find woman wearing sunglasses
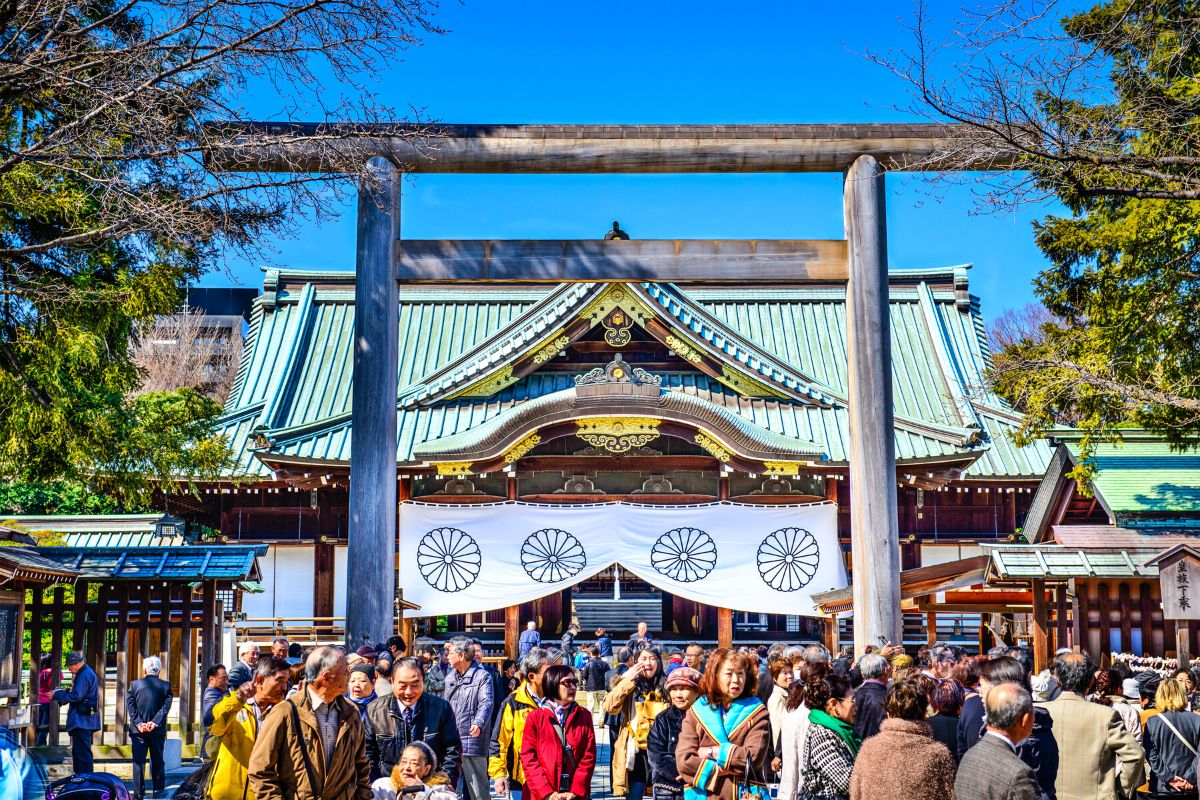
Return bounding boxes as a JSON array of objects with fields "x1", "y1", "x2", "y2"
[{"x1": 519, "y1": 665, "x2": 598, "y2": 800}]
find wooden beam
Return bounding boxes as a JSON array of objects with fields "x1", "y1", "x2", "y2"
[
  {"x1": 206, "y1": 122, "x2": 1009, "y2": 175},
  {"x1": 200, "y1": 582, "x2": 217, "y2": 672},
  {"x1": 1139, "y1": 582, "x2": 1154, "y2": 657},
  {"x1": 1031, "y1": 579, "x2": 1048, "y2": 673},
  {"x1": 27, "y1": 589, "x2": 42, "y2": 750},
  {"x1": 824, "y1": 615, "x2": 839, "y2": 654},
  {"x1": 395, "y1": 239, "x2": 849, "y2": 283},
  {"x1": 347, "y1": 156, "x2": 400, "y2": 650},
  {"x1": 845, "y1": 154, "x2": 901, "y2": 651},
  {"x1": 179, "y1": 587, "x2": 194, "y2": 744},
  {"x1": 717, "y1": 608, "x2": 733, "y2": 650},
  {"x1": 115, "y1": 585, "x2": 130, "y2": 744},
  {"x1": 503, "y1": 606, "x2": 519, "y2": 660}
]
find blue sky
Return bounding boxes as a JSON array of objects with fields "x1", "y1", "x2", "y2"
[{"x1": 216, "y1": 0, "x2": 1066, "y2": 318}]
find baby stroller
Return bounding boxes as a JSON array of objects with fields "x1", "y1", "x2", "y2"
[{"x1": 46, "y1": 772, "x2": 131, "y2": 800}]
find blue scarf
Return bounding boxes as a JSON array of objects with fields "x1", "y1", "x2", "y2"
[
  {"x1": 685, "y1": 697, "x2": 767, "y2": 800},
  {"x1": 348, "y1": 692, "x2": 376, "y2": 721}
]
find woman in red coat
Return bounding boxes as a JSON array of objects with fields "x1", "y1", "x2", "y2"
[{"x1": 519, "y1": 664, "x2": 598, "y2": 800}]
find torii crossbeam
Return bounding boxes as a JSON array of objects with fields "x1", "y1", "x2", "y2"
[{"x1": 207, "y1": 122, "x2": 1009, "y2": 654}]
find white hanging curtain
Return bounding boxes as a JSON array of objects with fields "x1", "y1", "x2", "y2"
[{"x1": 397, "y1": 501, "x2": 845, "y2": 618}]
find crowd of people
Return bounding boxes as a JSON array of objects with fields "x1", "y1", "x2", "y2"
[{"x1": 40, "y1": 625, "x2": 1200, "y2": 800}]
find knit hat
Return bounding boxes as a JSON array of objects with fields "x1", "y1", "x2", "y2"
[
  {"x1": 665, "y1": 667, "x2": 702, "y2": 690},
  {"x1": 356, "y1": 645, "x2": 377, "y2": 658},
  {"x1": 1030, "y1": 670, "x2": 1060, "y2": 702},
  {"x1": 351, "y1": 663, "x2": 376, "y2": 681}
]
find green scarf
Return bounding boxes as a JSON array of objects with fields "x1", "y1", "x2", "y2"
[{"x1": 808, "y1": 708, "x2": 862, "y2": 756}]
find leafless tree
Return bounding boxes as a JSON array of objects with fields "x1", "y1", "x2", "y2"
[
  {"x1": 131, "y1": 310, "x2": 242, "y2": 403},
  {"x1": 864, "y1": 0, "x2": 1200, "y2": 207},
  {"x1": 986, "y1": 302, "x2": 1055, "y2": 352}
]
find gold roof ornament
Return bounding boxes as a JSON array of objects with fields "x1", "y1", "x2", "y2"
[{"x1": 575, "y1": 417, "x2": 661, "y2": 454}]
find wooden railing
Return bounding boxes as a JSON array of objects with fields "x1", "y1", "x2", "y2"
[{"x1": 235, "y1": 616, "x2": 345, "y2": 641}]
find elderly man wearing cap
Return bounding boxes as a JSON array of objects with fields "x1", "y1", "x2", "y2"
[
  {"x1": 54, "y1": 652, "x2": 101, "y2": 774},
  {"x1": 647, "y1": 667, "x2": 702, "y2": 800}
]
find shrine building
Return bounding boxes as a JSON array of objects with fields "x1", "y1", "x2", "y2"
[{"x1": 170, "y1": 249, "x2": 1054, "y2": 656}]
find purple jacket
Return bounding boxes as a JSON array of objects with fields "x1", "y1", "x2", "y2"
[{"x1": 444, "y1": 663, "x2": 495, "y2": 757}]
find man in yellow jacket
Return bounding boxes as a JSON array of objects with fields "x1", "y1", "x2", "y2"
[
  {"x1": 206, "y1": 656, "x2": 291, "y2": 800},
  {"x1": 489, "y1": 648, "x2": 557, "y2": 798}
]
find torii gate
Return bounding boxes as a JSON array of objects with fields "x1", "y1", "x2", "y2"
[{"x1": 212, "y1": 123, "x2": 1001, "y2": 653}]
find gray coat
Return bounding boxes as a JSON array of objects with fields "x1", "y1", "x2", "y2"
[
  {"x1": 956, "y1": 733, "x2": 1041, "y2": 800},
  {"x1": 443, "y1": 663, "x2": 494, "y2": 757}
]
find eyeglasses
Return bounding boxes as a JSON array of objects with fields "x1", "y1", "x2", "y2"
[{"x1": 560, "y1": 679, "x2": 578, "y2": 686}]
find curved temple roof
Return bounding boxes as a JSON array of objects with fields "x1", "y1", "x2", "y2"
[{"x1": 215, "y1": 259, "x2": 1051, "y2": 482}]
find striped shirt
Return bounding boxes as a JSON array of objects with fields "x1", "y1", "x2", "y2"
[{"x1": 307, "y1": 688, "x2": 341, "y2": 766}]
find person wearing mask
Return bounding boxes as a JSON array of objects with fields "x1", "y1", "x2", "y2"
[
  {"x1": 647, "y1": 667, "x2": 701, "y2": 800},
  {"x1": 443, "y1": 637, "x2": 494, "y2": 800},
  {"x1": 849, "y1": 679, "x2": 955, "y2": 800},
  {"x1": 955, "y1": 682, "x2": 1041, "y2": 800},
  {"x1": 677, "y1": 648, "x2": 771, "y2": 800},
  {"x1": 207, "y1": 656, "x2": 291, "y2": 800},
  {"x1": 228, "y1": 643, "x2": 261, "y2": 691},
  {"x1": 127, "y1": 655, "x2": 172, "y2": 799},
  {"x1": 519, "y1": 622, "x2": 542, "y2": 658},
  {"x1": 605, "y1": 647, "x2": 667, "y2": 800},
  {"x1": 202, "y1": 664, "x2": 229, "y2": 756},
  {"x1": 797, "y1": 671, "x2": 858, "y2": 800},
  {"x1": 627, "y1": 621, "x2": 654, "y2": 654},
  {"x1": 928, "y1": 679, "x2": 963, "y2": 760},
  {"x1": 767, "y1": 658, "x2": 792, "y2": 763},
  {"x1": 366, "y1": 657, "x2": 462, "y2": 785},
  {"x1": 36, "y1": 653, "x2": 59, "y2": 747},
  {"x1": 596, "y1": 629, "x2": 613, "y2": 662},
  {"x1": 53, "y1": 652, "x2": 100, "y2": 774},
  {"x1": 1041, "y1": 653, "x2": 1143, "y2": 800},
  {"x1": 490, "y1": 648, "x2": 555, "y2": 800},
  {"x1": 850, "y1": 653, "x2": 888, "y2": 742},
  {"x1": 249, "y1": 647, "x2": 371, "y2": 800},
  {"x1": 371, "y1": 742, "x2": 457, "y2": 800},
  {"x1": 1143, "y1": 678, "x2": 1200, "y2": 795},
  {"x1": 518, "y1": 665, "x2": 597, "y2": 800},
  {"x1": 348, "y1": 664, "x2": 378, "y2": 723}
]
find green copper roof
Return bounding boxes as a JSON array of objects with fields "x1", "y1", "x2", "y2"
[
  {"x1": 215, "y1": 264, "x2": 1051, "y2": 480},
  {"x1": 1064, "y1": 437, "x2": 1200, "y2": 514}
]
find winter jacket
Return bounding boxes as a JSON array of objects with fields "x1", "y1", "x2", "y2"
[
  {"x1": 1144, "y1": 710, "x2": 1200, "y2": 793},
  {"x1": 604, "y1": 672, "x2": 667, "y2": 796},
  {"x1": 489, "y1": 680, "x2": 540, "y2": 787},
  {"x1": 584, "y1": 658, "x2": 610, "y2": 692},
  {"x1": 206, "y1": 691, "x2": 265, "y2": 800},
  {"x1": 364, "y1": 693, "x2": 462, "y2": 785},
  {"x1": 518, "y1": 704, "x2": 597, "y2": 800},
  {"x1": 424, "y1": 664, "x2": 446, "y2": 696},
  {"x1": 676, "y1": 698, "x2": 771, "y2": 800},
  {"x1": 647, "y1": 705, "x2": 686, "y2": 796},
  {"x1": 597, "y1": 635, "x2": 613, "y2": 658},
  {"x1": 248, "y1": 692, "x2": 372, "y2": 800},
  {"x1": 444, "y1": 664, "x2": 495, "y2": 757},
  {"x1": 52, "y1": 665, "x2": 100, "y2": 732},
  {"x1": 848, "y1": 718, "x2": 956, "y2": 800},
  {"x1": 519, "y1": 629, "x2": 542, "y2": 657}
]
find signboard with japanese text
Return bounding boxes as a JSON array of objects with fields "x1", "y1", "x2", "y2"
[{"x1": 1161, "y1": 555, "x2": 1200, "y2": 620}]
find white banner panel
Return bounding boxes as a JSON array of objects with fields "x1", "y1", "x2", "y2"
[{"x1": 398, "y1": 502, "x2": 845, "y2": 618}]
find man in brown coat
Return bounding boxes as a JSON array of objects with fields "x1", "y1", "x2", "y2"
[
  {"x1": 249, "y1": 646, "x2": 371, "y2": 800},
  {"x1": 1040, "y1": 653, "x2": 1143, "y2": 800}
]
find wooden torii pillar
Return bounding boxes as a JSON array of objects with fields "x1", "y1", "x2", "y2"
[{"x1": 208, "y1": 124, "x2": 1009, "y2": 654}]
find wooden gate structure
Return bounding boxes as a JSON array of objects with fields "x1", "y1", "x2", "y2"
[
  {"x1": 27, "y1": 545, "x2": 264, "y2": 747},
  {"x1": 209, "y1": 123, "x2": 1012, "y2": 653}
]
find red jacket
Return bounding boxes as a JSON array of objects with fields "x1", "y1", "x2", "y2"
[{"x1": 518, "y1": 704, "x2": 597, "y2": 800}]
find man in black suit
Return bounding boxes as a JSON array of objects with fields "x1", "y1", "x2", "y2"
[
  {"x1": 127, "y1": 655, "x2": 172, "y2": 799},
  {"x1": 852, "y1": 652, "x2": 889, "y2": 740},
  {"x1": 956, "y1": 682, "x2": 1040, "y2": 800}
]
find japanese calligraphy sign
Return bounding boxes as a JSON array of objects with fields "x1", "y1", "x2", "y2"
[{"x1": 1160, "y1": 553, "x2": 1200, "y2": 620}]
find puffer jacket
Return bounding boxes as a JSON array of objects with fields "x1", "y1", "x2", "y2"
[
  {"x1": 206, "y1": 691, "x2": 264, "y2": 800},
  {"x1": 248, "y1": 692, "x2": 372, "y2": 800},
  {"x1": 488, "y1": 681, "x2": 540, "y2": 787},
  {"x1": 604, "y1": 672, "x2": 667, "y2": 797},
  {"x1": 365, "y1": 693, "x2": 462, "y2": 785},
  {"x1": 443, "y1": 663, "x2": 494, "y2": 757}
]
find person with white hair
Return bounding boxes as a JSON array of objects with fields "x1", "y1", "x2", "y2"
[
  {"x1": 127, "y1": 655, "x2": 172, "y2": 798},
  {"x1": 228, "y1": 642, "x2": 261, "y2": 690}
]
